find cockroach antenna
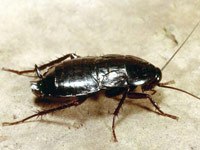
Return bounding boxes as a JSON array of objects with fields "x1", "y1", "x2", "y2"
[
  {"x1": 161, "y1": 20, "x2": 200, "y2": 71},
  {"x1": 159, "y1": 20, "x2": 200, "y2": 100},
  {"x1": 158, "y1": 83, "x2": 200, "y2": 100}
]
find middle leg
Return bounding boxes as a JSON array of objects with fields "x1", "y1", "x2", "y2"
[
  {"x1": 112, "y1": 88, "x2": 128, "y2": 142},
  {"x1": 127, "y1": 92, "x2": 178, "y2": 120}
]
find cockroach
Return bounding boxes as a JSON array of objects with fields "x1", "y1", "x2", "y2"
[{"x1": 2, "y1": 21, "x2": 200, "y2": 142}]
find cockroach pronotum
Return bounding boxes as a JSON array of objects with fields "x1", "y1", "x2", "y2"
[{"x1": 2, "y1": 21, "x2": 200, "y2": 142}]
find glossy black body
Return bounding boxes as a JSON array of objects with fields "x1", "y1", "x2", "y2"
[{"x1": 32, "y1": 54, "x2": 162, "y2": 98}]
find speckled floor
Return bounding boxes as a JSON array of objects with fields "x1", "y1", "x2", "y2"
[{"x1": 1, "y1": 1, "x2": 200, "y2": 150}]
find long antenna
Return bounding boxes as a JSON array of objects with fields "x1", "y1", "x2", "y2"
[
  {"x1": 158, "y1": 83, "x2": 200, "y2": 100},
  {"x1": 161, "y1": 20, "x2": 200, "y2": 71}
]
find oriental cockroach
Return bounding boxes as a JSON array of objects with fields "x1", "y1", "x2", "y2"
[{"x1": 2, "y1": 21, "x2": 200, "y2": 142}]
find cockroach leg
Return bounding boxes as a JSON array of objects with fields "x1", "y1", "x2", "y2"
[
  {"x1": 2, "y1": 97, "x2": 86, "y2": 126},
  {"x1": 159, "y1": 80, "x2": 175, "y2": 86},
  {"x1": 2, "y1": 53, "x2": 81, "y2": 75},
  {"x1": 2, "y1": 67, "x2": 35, "y2": 75},
  {"x1": 149, "y1": 89, "x2": 157, "y2": 95},
  {"x1": 35, "y1": 64, "x2": 43, "y2": 79},
  {"x1": 38, "y1": 53, "x2": 80, "y2": 70},
  {"x1": 127, "y1": 92, "x2": 179, "y2": 120},
  {"x1": 112, "y1": 89, "x2": 128, "y2": 142}
]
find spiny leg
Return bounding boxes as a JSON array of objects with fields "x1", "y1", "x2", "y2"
[
  {"x1": 127, "y1": 92, "x2": 178, "y2": 120},
  {"x1": 2, "y1": 97, "x2": 86, "y2": 126},
  {"x1": 2, "y1": 53, "x2": 80, "y2": 75},
  {"x1": 38, "y1": 53, "x2": 80, "y2": 70},
  {"x1": 112, "y1": 88, "x2": 128, "y2": 142}
]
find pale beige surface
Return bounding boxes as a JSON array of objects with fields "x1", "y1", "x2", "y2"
[{"x1": 1, "y1": 0, "x2": 200, "y2": 150}]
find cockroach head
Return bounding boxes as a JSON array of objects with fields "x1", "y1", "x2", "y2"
[
  {"x1": 127, "y1": 63, "x2": 162, "y2": 91},
  {"x1": 141, "y1": 67, "x2": 162, "y2": 91}
]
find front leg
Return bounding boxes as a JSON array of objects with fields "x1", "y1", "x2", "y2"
[{"x1": 2, "y1": 53, "x2": 81, "y2": 75}]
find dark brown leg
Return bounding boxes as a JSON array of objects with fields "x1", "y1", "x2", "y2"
[
  {"x1": 2, "y1": 53, "x2": 80, "y2": 75},
  {"x1": 2, "y1": 97, "x2": 86, "y2": 126},
  {"x1": 149, "y1": 89, "x2": 157, "y2": 95},
  {"x1": 112, "y1": 89, "x2": 128, "y2": 142},
  {"x1": 127, "y1": 92, "x2": 178, "y2": 120}
]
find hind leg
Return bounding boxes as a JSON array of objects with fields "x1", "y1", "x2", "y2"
[
  {"x1": 2, "y1": 53, "x2": 80, "y2": 75},
  {"x1": 2, "y1": 96, "x2": 86, "y2": 126}
]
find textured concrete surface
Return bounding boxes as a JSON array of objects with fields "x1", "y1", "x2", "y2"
[{"x1": 1, "y1": 0, "x2": 200, "y2": 150}]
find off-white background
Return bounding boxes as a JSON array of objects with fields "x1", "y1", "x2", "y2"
[{"x1": 1, "y1": 0, "x2": 200, "y2": 150}]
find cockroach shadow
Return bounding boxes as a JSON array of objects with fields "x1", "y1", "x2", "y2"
[
  {"x1": 33, "y1": 89, "x2": 166, "y2": 128},
  {"x1": 32, "y1": 91, "x2": 112, "y2": 124}
]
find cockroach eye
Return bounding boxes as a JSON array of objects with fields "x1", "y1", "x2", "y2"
[{"x1": 155, "y1": 67, "x2": 162, "y2": 83}]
